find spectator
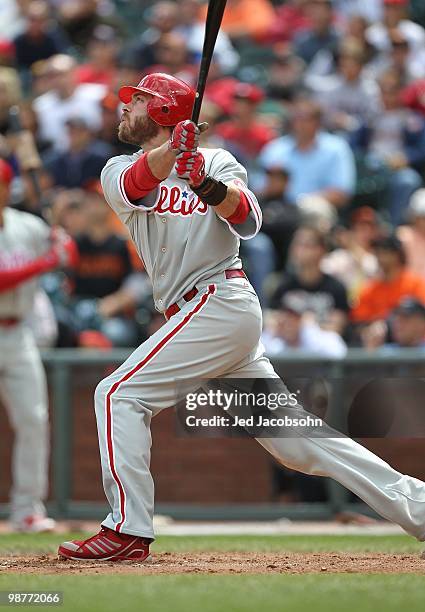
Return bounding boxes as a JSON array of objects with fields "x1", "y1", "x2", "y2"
[
  {"x1": 175, "y1": 0, "x2": 239, "y2": 74},
  {"x1": 344, "y1": 14, "x2": 379, "y2": 65},
  {"x1": 370, "y1": 28, "x2": 425, "y2": 84},
  {"x1": 401, "y1": 77, "x2": 425, "y2": 115},
  {"x1": 215, "y1": 83, "x2": 277, "y2": 161},
  {"x1": 66, "y1": 188, "x2": 146, "y2": 347},
  {"x1": 203, "y1": 0, "x2": 275, "y2": 43},
  {"x1": 146, "y1": 32, "x2": 197, "y2": 87},
  {"x1": 0, "y1": 0, "x2": 27, "y2": 40},
  {"x1": 352, "y1": 235, "x2": 425, "y2": 323},
  {"x1": 265, "y1": 0, "x2": 311, "y2": 44},
  {"x1": 126, "y1": 1, "x2": 179, "y2": 71},
  {"x1": 33, "y1": 54, "x2": 107, "y2": 152},
  {"x1": 271, "y1": 226, "x2": 350, "y2": 334},
  {"x1": 308, "y1": 38, "x2": 380, "y2": 134},
  {"x1": 262, "y1": 294, "x2": 347, "y2": 357},
  {"x1": 266, "y1": 45, "x2": 306, "y2": 103},
  {"x1": 74, "y1": 24, "x2": 119, "y2": 88},
  {"x1": 49, "y1": 188, "x2": 86, "y2": 237},
  {"x1": 43, "y1": 117, "x2": 112, "y2": 188},
  {"x1": 257, "y1": 166, "x2": 300, "y2": 270},
  {"x1": 260, "y1": 98, "x2": 356, "y2": 218},
  {"x1": 367, "y1": 0, "x2": 425, "y2": 59},
  {"x1": 361, "y1": 298, "x2": 425, "y2": 350},
  {"x1": 293, "y1": 0, "x2": 341, "y2": 74},
  {"x1": 13, "y1": 1, "x2": 68, "y2": 73},
  {"x1": 397, "y1": 188, "x2": 425, "y2": 279},
  {"x1": 321, "y1": 207, "x2": 380, "y2": 301},
  {"x1": 0, "y1": 69, "x2": 22, "y2": 135},
  {"x1": 350, "y1": 70, "x2": 425, "y2": 226}
]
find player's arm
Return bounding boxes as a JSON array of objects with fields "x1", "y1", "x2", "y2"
[{"x1": 0, "y1": 231, "x2": 78, "y2": 293}]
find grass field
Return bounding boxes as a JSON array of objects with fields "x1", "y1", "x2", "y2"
[{"x1": 1, "y1": 533, "x2": 424, "y2": 611}]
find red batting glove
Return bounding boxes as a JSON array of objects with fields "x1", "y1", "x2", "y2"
[
  {"x1": 176, "y1": 151, "x2": 206, "y2": 188},
  {"x1": 169, "y1": 120, "x2": 200, "y2": 152},
  {"x1": 168, "y1": 121, "x2": 209, "y2": 152}
]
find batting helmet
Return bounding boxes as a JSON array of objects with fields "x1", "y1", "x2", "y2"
[{"x1": 118, "y1": 73, "x2": 196, "y2": 127}]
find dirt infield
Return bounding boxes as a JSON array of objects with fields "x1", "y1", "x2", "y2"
[{"x1": 1, "y1": 552, "x2": 424, "y2": 575}]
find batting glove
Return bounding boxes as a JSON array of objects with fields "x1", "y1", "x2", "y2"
[
  {"x1": 176, "y1": 150, "x2": 206, "y2": 187},
  {"x1": 169, "y1": 120, "x2": 209, "y2": 152}
]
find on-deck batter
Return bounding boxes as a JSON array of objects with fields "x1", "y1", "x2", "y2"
[
  {"x1": 0, "y1": 158, "x2": 76, "y2": 532},
  {"x1": 59, "y1": 74, "x2": 425, "y2": 562}
]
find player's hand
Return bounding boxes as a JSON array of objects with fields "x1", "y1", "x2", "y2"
[
  {"x1": 176, "y1": 150, "x2": 206, "y2": 187},
  {"x1": 168, "y1": 120, "x2": 209, "y2": 152},
  {"x1": 50, "y1": 227, "x2": 79, "y2": 268}
]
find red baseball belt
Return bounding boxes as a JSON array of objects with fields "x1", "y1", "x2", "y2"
[
  {"x1": 164, "y1": 269, "x2": 247, "y2": 321},
  {"x1": 0, "y1": 318, "x2": 20, "y2": 327}
]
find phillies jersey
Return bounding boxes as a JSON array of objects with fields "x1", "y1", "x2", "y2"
[
  {"x1": 101, "y1": 147, "x2": 262, "y2": 312},
  {"x1": 0, "y1": 208, "x2": 51, "y2": 318}
]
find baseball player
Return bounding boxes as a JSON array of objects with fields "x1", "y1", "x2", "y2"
[
  {"x1": 59, "y1": 74, "x2": 425, "y2": 562},
  {"x1": 0, "y1": 158, "x2": 77, "y2": 532}
]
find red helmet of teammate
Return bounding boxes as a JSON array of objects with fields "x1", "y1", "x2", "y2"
[{"x1": 118, "y1": 73, "x2": 196, "y2": 127}]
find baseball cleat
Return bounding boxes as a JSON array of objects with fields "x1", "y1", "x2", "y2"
[
  {"x1": 11, "y1": 515, "x2": 56, "y2": 533},
  {"x1": 58, "y1": 526, "x2": 151, "y2": 562}
]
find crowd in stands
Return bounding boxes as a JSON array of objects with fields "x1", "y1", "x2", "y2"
[{"x1": 1, "y1": 0, "x2": 425, "y2": 354}]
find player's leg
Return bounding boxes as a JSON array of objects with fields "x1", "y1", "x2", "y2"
[
  {"x1": 92, "y1": 282, "x2": 263, "y2": 540},
  {"x1": 0, "y1": 325, "x2": 52, "y2": 531},
  {"x1": 227, "y1": 354, "x2": 425, "y2": 541}
]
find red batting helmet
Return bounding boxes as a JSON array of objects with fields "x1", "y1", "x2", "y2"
[{"x1": 118, "y1": 73, "x2": 196, "y2": 127}]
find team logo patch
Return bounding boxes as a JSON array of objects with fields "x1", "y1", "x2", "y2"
[{"x1": 153, "y1": 185, "x2": 208, "y2": 217}]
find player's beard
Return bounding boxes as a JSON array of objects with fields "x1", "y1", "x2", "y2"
[{"x1": 118, "y1": 114, "x2": 160, "y2": 146}]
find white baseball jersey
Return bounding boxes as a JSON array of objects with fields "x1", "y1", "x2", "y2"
[
  {"x1": 0, "y1": 208, "x2": 51, "y2": 318},
  {"x1": 100, "y1": 147, "x2": 262, "y2": 312}
]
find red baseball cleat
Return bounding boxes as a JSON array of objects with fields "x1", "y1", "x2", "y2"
[{"x1": 58, "y1": 526, "x2": 151, "y2": 562}]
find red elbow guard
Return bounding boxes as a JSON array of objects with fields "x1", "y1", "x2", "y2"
[
  {"x1": 227, "y1": 191, "x2": 251, "y2": 224},
  {"x1": 123, "y1": 153, "x2": 162, "y2": 201}
]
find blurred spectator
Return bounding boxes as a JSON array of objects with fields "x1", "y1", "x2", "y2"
[
  {"x1": 33, "y1": 54, "x2": 107, "y2": 152},
  {"x1": 351, "y1": 235, "x2": 425, "y2": 323},
  {"x1": 126, "y1": 1, "x2": 179, "y2": 71},
  {"x1": 370, "y1": 28, "x2": 425, "y2": 84},
  {"x1": 350, "y1": 70, "x2": 425, "y2": 225},
  {"x1": 175, "y1": 0, "x2": 239, "y2": 74},
  {"x1": 13, "y1": 1, "x2": 68, "y2": 73},
  {"x1": 74, "y1": 24, "x2": 119, "y2": 88},
  {"x1": 0, "y1": 0, "x2": 26, "y2": 40},
  {"x1": 265, "y1": 0, "x2": 311, "y2": 44},
  {"x1": 308, "y1": 38, "x2": 380, "y2": 134},
  {"x1": 401, "y1": 77, "x2": 425, "y2": 116},
  {"x1": 55, "y1": 0, "x2": 122, "y2": 51},
  {"x1": 293, "y1": 0, "x2": 341, "y2": 75},
  {"x1": 0, "y1": 70, "x2": 22, "y2": 135},
  {"x1": 43, "y1": 117, "x2": 112, "y2": 188},
  {"x1": 260, "y1": 98, "x2": 356, "y2": 219},
  {"x1": 204, "y1": 0, "x2": 275, "y2": 43},
  {"x1": 397, "y1": 188, "x2": 425, "y2": 278},
  {"x1": 215, "y1": 83, "x2": 277, "y2": 160},
  {"x1": 361, "y1": 297, "x2": 425, "y2": 350},
  {"x1": 257, "y1": 166, "x2": 299, "y2": 270},
  {"x1": 66, "y1": 188, "x2": 146, "y2": 347},
  {"x1": 146, "y1": 32, "x2": 197, "y2": 87},
  {"x1": 344, "y1": 14, "x2": 379, "y2": 65},
  {"x1": 321, "y1": 207, "x2": 380, "y2": 302},
  {"x1": 367, "y1": 0, "x2": 425, "y2": 59},
  {"x1": 271, "y1": 226, "x2": 350, "y2": 334},
  {"x1": 49, "y1": 187, "x2": 86, "y2": 237},
  {"x1": 266, "y1": 45, "x2": 306, "y2": 103},
  {"x1": 262, "y1": 294, "x2": 347, "y2": 357}
]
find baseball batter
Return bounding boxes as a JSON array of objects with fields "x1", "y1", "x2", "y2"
[
  {"x1": 58, "y1": 74, "x2": 425, "y2": 562},
  {"x1": 0, "y1": 159, "x2": 76, "y2": 532}
]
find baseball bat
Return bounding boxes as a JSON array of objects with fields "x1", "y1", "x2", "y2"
[{"x1": 191, "y1": 0, "x2": 227, "y2": 124}]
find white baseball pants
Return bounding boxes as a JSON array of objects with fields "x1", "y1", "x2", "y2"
[
  {"x1": 94, "y1": 276, "x2": 425, "y2": 540},
  {"x1": 0, "y1": 324, "x2": 49, "y2": 522}
]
